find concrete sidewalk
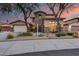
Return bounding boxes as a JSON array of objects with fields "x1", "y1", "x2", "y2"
[{"x1": 0, "y1": 39, "x2": 79, "y2": 56}]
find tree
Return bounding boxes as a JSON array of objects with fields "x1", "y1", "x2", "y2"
[
  {"x1": 47, "y1": 3, "x2": 76, "y2": 32},
  {"x1": 0, "y1": 3, "x2": 39, "y2": 32}
]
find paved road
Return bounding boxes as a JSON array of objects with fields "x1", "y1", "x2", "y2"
[
  {"x1": 1, "y1": 39, "x2": 79, "y2": 55},
  {"x1": 10, "y1": 48, "x2": 79, "y2": 56}
]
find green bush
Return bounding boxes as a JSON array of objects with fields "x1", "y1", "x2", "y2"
[
  {"x1": 55, "y1": 32, "x2": 74, "y2": 37},
  {"x1": 7, "y1": 33, "x2": 15, "y2": 39},
  {"x1": 60, "y1": 32, "x2": 66, "y2": 36},
  {"x1": 19, "y1": 32, "x2": 33, "y2": 36},
  {"x1": 66, "y1": 32, "x2": 74, "y2": 36},
  {"x1": 55, "y1": 33, "x2": 61, "y2": 37},
  {"x1": 55, "y1": 32, "x2": 66, "y2": 37}
]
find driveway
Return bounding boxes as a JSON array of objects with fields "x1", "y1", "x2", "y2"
[{"x1": 0, "y1": 39, "x2": 79, "y2": 56}]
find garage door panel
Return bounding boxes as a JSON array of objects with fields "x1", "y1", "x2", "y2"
[
  {"x1": 71, "y1": 26, "x2": 79, "y2": 32},
  {"x1": 14, "y1": 26, "x2": 27, "y2": 32}
]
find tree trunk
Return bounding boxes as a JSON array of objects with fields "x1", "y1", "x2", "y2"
[
  {"x1": 17, "y1": 4, "x2": 30, "y2": 32},
  {"x1": 24, "y1": 16, "x2": 30, "y2": 32},
  {"x1": 55, "y1": 16, "x2": 62, "y2": 33}
]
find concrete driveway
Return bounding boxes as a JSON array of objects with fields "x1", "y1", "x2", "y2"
[{"x1": 0, "y1": 39, "x2": 79, "y2": 56}]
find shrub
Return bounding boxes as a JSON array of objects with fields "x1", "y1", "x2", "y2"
[
  {"x1": 38, "y1": 34, "x2": 44, "y2": 37},
  {"x1": 7, "y1": 33, "x2": 15, "y2": 39},
  {"x1": 55, "y1": 33, "x2": 61, "y2": 37},
  {"x1": 60, "y1": 32, "x2": 66, "y2": 36},
  {"x1": 19, "y1": 32, "x2": 33, "y2": 36},
  {"x1": 55, "y1": 32, "x2": 66, "y2": 37},
  {"x1": 55, "y1": 32, "x2": 74, "y2": 37},
  {"x1": 66, "y1": 32, "x2": 74, "y2": 36}
]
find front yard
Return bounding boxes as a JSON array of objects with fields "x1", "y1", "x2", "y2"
[{"x1": 0, "y1": 31, "x2": 79, "y2": 41}]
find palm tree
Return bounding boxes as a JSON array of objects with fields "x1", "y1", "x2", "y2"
[{"x1": 0, "y1": 3, "x2": 39, "y2": 32}]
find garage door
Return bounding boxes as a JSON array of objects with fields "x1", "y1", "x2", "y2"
[
  {"x1": 71, "y1": 26, "x2": 79, "y2": 32},
  {"x1": 14, "y1": 26, "x2": 27, "y2": 32}
]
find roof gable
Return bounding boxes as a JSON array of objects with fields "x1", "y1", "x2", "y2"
[
  {"x1": 34, "y1": 11, "x2": 47, "y2": 15},
  {"x1": 10, "y1": 20, "x2": 25, "y2": 24},
  {"x1": 64, "y1": 18, "x2": 79, "y2": 25}
]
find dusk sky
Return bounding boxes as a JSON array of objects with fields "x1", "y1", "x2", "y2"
[{"x1": 0, "y1": 3, "x2": 79, "y2": 22}]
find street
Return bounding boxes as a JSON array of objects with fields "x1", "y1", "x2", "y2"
[{"x1": 10, "y1": 48, "x2": 79, "y2": 56}]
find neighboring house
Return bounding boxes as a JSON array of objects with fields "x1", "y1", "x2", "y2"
[
  {"x1": 10, "y1": 20, "x2": 27, "y2": 32},
  {"x1": 0, "y1": 23, "x2": 13, "y2": 32},
  {"x1": 0, "y1": 20, "x2": 27, "y2": 32},
  {"x1": 63, "y1": 18, "x2": 79, "y2": 32},
  {"x1": 0, "y1": 21, "x2": 13, "y2": 32}
]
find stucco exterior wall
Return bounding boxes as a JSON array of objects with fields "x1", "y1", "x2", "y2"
[{"x1": 63, "y1": 25, "x2": 69, "y2": 32}]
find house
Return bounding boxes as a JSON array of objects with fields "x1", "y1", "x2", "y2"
[
  {"x1": 31, "y1": 11, "x2": 65, "y2": 32},
  {"x1": 63, "y1": 18, "x2": 79, "y2": 32}
]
